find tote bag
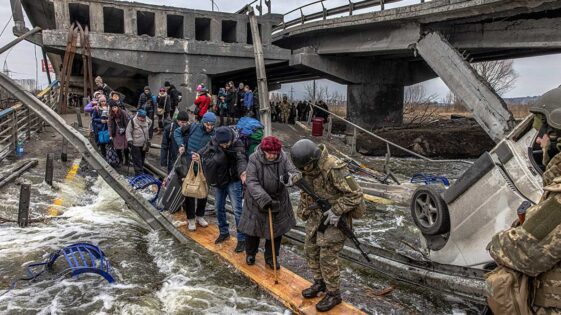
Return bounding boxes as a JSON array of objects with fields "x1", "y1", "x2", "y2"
[{"x1": 181, "y1": 160, "x2": 208, "y2": 199}]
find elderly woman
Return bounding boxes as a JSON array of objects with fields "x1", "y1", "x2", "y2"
[{"x1": 238, "y1": 136, "x2": 298, "y2": 269}]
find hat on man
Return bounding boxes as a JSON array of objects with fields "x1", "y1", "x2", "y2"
[
  {"x1": 137, "y1": 109, "x2": 147, "y2": 118},
  {"x1": 260, "y1": 136, "x2": 282, "y2": 154},
  {"x1": 201, "y1": 112, "x2": 217, "y2": 124},
  {"x1": 164, "y1": 81, "x2": 171, "y2": 87},
  {"x1": 214, "y1": 127, "x2": 232, "y2": 145},
  {"x1": 144, "y1": 86, "x2": 150, "y2": 91},
  {"x1": 177, "y1": 111, "x2": 189, "y2": 122}
]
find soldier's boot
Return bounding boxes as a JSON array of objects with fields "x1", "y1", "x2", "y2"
[
  {"x1": 302, "y1": 279, "x2": 326, "y2": 298},
  {"x1": 315, "y1": 290, "x2": 342, "y2": 312}
]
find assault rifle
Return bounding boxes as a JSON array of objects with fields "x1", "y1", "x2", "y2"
[{"x1": 292, "y1": 177, "x2": 371, "y2": 263}]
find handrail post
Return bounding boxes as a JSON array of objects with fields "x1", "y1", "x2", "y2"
[
  {"x1": 327, "y1": 116, "x2": 332, "y2": 139},
  {"x1": 381, "y1": 0, "x2": 385, "y2": 11},
  {"x1": 351, "y1": 127, "x2": 357, "y2": 156},
  {"x1": 11, "y1": 111, "x2": 18, "y2": 156},
  {"x1": 26, "y1": 106, "x2": 31, "y2": 139}
]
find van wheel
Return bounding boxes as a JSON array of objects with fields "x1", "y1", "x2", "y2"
[{"x1": 410, "y1": 185, "x2": 450, "y2": 235}]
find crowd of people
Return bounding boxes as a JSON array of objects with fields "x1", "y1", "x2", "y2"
[
  {"x1": 83, "y1": 75, "x2": 360, "y2": 312},
  {"x1": 269, "y1": 97, "x2": 330, "y2": 124}
]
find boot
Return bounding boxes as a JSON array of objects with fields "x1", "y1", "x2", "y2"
[
  {"x1": 235, "y1": 240, "x2": 246, "y2": 253},
  {"x1": 187, "y1": 219, "x2": 196, "y2": 231},
  {"x1": 215, "y1": 233, "x2": 230, "y2": 244},
  {"x1": 246, "y1": 255, "x2": 255, "y2": 265},
  {"x1": 302, "y1": 279, "x2": 326, "y2": 299},
  {"x1": 265, "y1": 256, "x2": 281, "y2": 270},
  {"x1": 315, "y1": 290, "x2": 342, "y2": 312}
]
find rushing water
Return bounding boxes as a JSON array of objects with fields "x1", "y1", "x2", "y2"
[
  {"x1": 0, "y1": 162, "x2": 285, "y2": 314},
  {"x1": 0, "y1": 155, "x2": 475, "y2": 314}
]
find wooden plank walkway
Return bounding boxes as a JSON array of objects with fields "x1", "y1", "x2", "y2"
[{"x1": 172, "y1": 211, "x2": 366, "y2": 315}]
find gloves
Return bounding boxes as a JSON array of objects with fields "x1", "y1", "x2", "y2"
[
  {"x1": 262, "y1": 200, "x2": 281, "y2": 214},
  {"x1": 280, "y1": 172, "x2": 302, "y2": 187},
  {"x1": 323, "y1": 209, "x2": 340, "y2": 226}
]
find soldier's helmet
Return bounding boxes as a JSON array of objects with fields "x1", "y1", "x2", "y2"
[
  {"x1": 530, "y1": 85, "x2": 561, "y2": 130},
  {"x1": 290, "y1": 139, "x2": 321, "y2": 170}
]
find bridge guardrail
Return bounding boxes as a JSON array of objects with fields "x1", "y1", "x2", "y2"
[
  {"x1": 0, "y1": 81, "x2": 59, "y2": 161},
  {"x1": 273, "y1": 0, "x2": 427, "y2": 34}
]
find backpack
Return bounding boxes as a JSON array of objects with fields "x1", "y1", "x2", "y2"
[{"x1": 236, "y1": 117, "x2": 263, "y2": 155}]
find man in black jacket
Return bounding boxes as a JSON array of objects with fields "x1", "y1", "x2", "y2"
[
  {"x1": 165, "y1": 81, "x2": 180, "y2": 114},
  {"x1": 199, "y1": 126, "x2": 248, "y2": 252},
  {"x1": 160, "y1": 111, "x2": 189, "y2": 173}
]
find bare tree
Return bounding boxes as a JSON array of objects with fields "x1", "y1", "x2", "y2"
[
  {"x1": 472, "y1": 60, "x2": 518, "y2": 95},
  {"x1": 403, "y1": 84, "x2": 439, "y2": 125}
]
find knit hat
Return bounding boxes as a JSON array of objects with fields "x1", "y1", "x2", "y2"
[
  {"x1": 201, "y1": 112, "x2": 217, "y2": 124},
  {"x1": 260, "y1": 136, "x2": 282, "y2": 154},
  {"x1": 144, "y1": 86, "x2": 150, "y2": 91},
  {"x1": 176, "y1": 111, "x2": 189, "y2": 122},
  {"x1": 137, "y1": 109, "x2": 147, "y2": 118},
  {"x1": 159, "y1": 87, "x2": 165, "y2": 92},
  {"x1": 164, "y1": 81, "x2": 171, "y2": 87},
  {"x1": 196, "y1": 84, "x2": 203, "y2": 92},
  {"x1": 214, "y1": 127, "x2": 232, "y2": 145}
]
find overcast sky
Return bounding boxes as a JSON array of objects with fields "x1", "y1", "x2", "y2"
[{"x1": 1, "y1": 0, "x2": 560, "y2": 101}]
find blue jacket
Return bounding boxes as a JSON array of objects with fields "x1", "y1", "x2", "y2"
[
  {"x1": 91, "y1": 107, "x2": 108, "y2": 136},
  {"x1": 173, "y1": 122, "x2": 215, "y2": 155},
  {"x1": 160, "y1": 119, "x2": 180, "y2": 173},
  {"x1": 243, "y1": 91, "x2": 254, "y2": 110}
]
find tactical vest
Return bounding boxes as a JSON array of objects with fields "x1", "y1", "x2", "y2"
[
  {"x1": 314, "y1": 154, "x2": 365, "y2": 219},
  {"x1": 543, "y1": 153, "x2": 561, "y2": 187}
]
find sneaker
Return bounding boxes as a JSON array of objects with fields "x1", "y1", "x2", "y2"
[
  {"x1": 215, "y1": 234, "x2": 230, "y2": 244},
  {"x1": 188, "y1": 219, "x2": 196, "y2": 231},
  {"x1": 234, "y1": 240, "x2": 246, "y2": 253},
  {"x1": 196, "y1": 216, "x2": 208, "y2": 227}
]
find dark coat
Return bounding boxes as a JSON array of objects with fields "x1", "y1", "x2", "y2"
[
  {"x1": 108, "y1": 108, "x2": 129, "y2": 150},
  {"x1": 200, "y1": 128, "x2": 247, "y2": 187},
  {"x1": 238, "y1": 148, "x2": 297, "y2": 239},
  {"x1": 160, "y1": 119, "x2": 179, "y2": 172}
]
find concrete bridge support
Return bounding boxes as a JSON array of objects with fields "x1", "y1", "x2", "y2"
[
  {"x1": 416, "y1": 32, "x2": 515, "y2": 142},
  {"x1": 347, "y1": 60, "x2": 407, "y2": 128}
]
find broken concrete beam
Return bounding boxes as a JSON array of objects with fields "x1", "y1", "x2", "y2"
[{"x1": 416, "y1": 31, "x2": 515, "y2": 143}]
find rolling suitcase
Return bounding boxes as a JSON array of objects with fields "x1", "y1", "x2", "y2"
[{"x1": 156, "y1": 158, "x2": 185, "y2": 213}]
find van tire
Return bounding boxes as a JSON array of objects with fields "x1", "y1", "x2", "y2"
[{"x1": 410, "y1": 185, "x2": 450, "y2": 235}]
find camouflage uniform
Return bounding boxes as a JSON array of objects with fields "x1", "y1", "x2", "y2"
[
  {"x1": 488, "y1": 152, "x2": 561, "y2": 314},
  {"x1": 280, "y1": 101, "x2": 291, "y2": 123},
  {"x1": 297, "y1": 145, "x2": 363, "y2": 292}
]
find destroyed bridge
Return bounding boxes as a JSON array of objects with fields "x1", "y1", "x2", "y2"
[{"x1": 10, "y1": 0, "x2": 561, "y2": 142}]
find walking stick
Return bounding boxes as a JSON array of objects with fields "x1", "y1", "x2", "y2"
[{"x1": 268, "y1": 207, "x2": 279, "y2": 284}]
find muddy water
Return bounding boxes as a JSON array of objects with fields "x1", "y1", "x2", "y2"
[
  {"x1": 0, "y1": 155, "x2": 475, "y2": 314},
  {"x1": 0, "y1": 162, "x2": 284, "y2": 314}
]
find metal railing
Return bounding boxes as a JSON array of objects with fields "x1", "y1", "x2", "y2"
[
  {"x1": 273, "y1": 0, "x2": 427, "y2": 33},
  {"x1": 0, "y1": 81, "x2": 60, "y2": 161}
]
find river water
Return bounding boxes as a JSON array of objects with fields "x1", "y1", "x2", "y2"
[{"x1": 0, "y1": 155, "x2": 474, "y2": 314}]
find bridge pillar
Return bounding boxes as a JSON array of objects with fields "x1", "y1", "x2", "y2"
[{"x1": 346, "y1": 60, "x2": 407, "y2": 128}]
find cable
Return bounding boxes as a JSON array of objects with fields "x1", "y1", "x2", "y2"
[{"x1": 0, "y1": 16, "x2": 13, "y2": 39}]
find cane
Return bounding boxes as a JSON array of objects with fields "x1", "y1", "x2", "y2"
[{"x1": 268, "y1": 207, "x2": 279, "y2": 284}]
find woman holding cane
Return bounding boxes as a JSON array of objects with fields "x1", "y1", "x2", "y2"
[{"x1": 239, "y1": 136, "x2": 298, "y2": 270}]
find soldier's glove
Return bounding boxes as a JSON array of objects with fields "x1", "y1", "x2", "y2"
[
  {"x1": 280, "y1": 172, "x2": 302, "y2": 187},
  {"x1": 323, "y1": 209, "x2": 340, "y2": 226}
]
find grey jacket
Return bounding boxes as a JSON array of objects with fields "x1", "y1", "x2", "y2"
[
  {"x1": 126, "y1": 115, "x2": 152, "y2": 147},
  {"x1": 238, "y1": 147, "x2": 298, "y2": 239}
]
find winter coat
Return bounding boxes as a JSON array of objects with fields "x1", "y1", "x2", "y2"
[
  {"x1": 160, "y1": 119, "x2": 180, "y2": 172},
  {"x1": 243, "y1": 90, "x2": 254, "y2": 110},
  {"x1": 138, "y1": 92, "x2": 155, "y2": 114},
  {"x1": 200, "y1": 128, "x2": 248, "y2": 187},
  {"x1": 91, "y1": 106, "x2": 108, "y2": 137},
  {"x1": 157, "y1": 93, "x2": 171, "y2": 114},
  {"x1": 238, "y1": 148, "x2": 297, "y2": 239},
  {"x1": 194, "y1": 94, "x2": 211, "y2": 119},
  {"x1": 126, "y1": 115, "x2": 152, "y2": 147},
  {"x1": 168, "y1": 85, "x2": 180, "y2": 112},
  {"x1": 108, "y1": 108, "x2": 129, "y2": 150},
  {"x1": 173, "y1": 122, "x2": 215, "y2": 178}
]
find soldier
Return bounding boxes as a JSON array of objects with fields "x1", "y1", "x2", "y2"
[
  {"x1": 290, "y1": 139, "x2": 364, "y2": 312},
  {"x1": 280, "y1": 96, "x2": 291, "y2": 123},
  {"x1": 487, "y1": 86, "x2": 561, "y2": 314}
]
